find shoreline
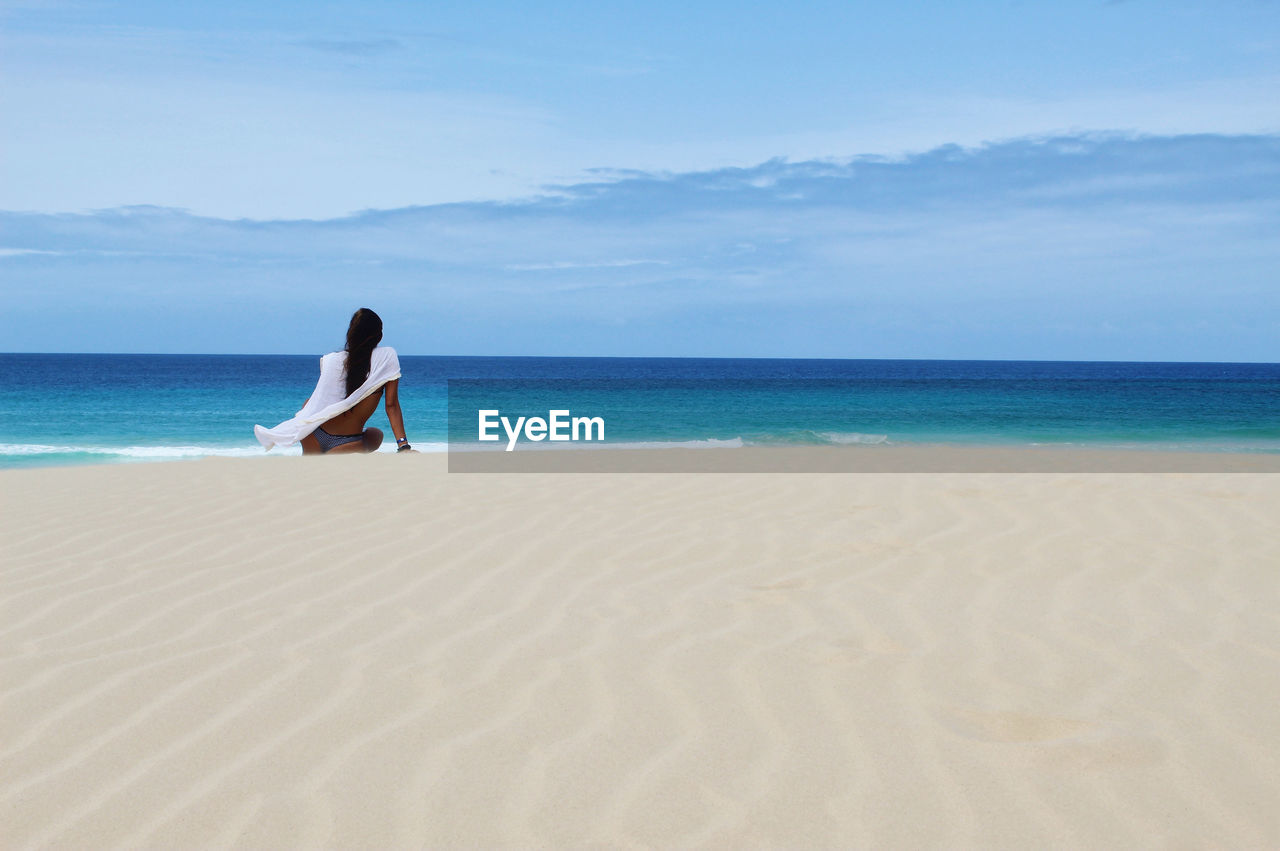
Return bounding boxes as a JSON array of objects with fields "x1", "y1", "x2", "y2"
[
  {"x1": 446, "y1": 443, "x2": 1280, "y2": 473},
  {"x1": 4, "y1": 441, "x2": 1280, "y2": 474}
]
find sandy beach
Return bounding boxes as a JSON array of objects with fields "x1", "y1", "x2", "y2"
[{"x1": 2, "y1": 451, "x2": 1278, "y2": 848}]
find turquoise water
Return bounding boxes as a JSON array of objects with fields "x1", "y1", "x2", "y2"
[{"x1": 2, "y1": 354, "x2": 1278, "y2": 468}]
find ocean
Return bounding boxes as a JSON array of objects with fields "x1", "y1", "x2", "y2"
[{"x1": 2, "y1": 353, "x2": 1278, "y2": 469}]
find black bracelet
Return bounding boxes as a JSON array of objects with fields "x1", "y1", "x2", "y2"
[{"x1": 397, "y1": 443, "x2": 412, "y2": 452}]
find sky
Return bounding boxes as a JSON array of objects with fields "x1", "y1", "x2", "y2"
[{"x1": 2, "y1": 0, "x2": 1278, "y2": 359}]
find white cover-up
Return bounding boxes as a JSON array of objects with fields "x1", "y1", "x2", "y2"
[{"x1": 254, "y1": 346, "x2": 401, "y2": 450}]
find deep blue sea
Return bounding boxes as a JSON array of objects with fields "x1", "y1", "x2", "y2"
[{"x1": 2, "y1": 353, "x2": 1278, "y2": 469}]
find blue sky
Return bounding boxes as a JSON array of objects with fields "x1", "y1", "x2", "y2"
[{"x1": 2, "y1": 0, "x2": 1278, "y2": 358}]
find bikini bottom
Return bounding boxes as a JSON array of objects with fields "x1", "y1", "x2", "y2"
[{"x1": 313, "y1": 426, "x2": 364, "y2": 453}]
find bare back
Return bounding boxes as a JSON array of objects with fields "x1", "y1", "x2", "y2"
[{"x1": 320, "y1": 386, "x2": 384, "y2": 434}]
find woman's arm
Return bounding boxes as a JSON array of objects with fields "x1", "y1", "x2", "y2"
[{"x1": 383, "y1": 379, "x2": 410, "y2": 450}]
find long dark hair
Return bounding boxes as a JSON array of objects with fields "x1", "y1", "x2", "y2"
[{"x1": 344, "y1": 308, "x2": 383, "y2": 397}]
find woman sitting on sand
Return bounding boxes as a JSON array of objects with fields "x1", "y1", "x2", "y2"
[{"x1": 254, "y1": 308, "x2": 413, "y2": 455}]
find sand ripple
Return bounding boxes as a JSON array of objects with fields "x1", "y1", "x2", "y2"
[{"x1": 2, "y1": 456, "x2": 1278, "y2": 848}]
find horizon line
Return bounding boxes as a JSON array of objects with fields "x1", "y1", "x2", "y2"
[{"x1": 3, "y1": 351, "x2": 1277, "y2": 367}]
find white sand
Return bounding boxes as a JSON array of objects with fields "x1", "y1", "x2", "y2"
[{"x1": 2, "y1": 452, "x2": 1278, "y2": 848}]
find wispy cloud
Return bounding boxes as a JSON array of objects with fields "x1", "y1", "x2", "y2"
[
  {"x1": 293, "y1": 37, "x2": 402, "y2": 56},
  {"x1": 504, "y1": 259, "x2": 670, "y2": 272},
  {"x1": 0, "y1": 248, "x2": 61, "y2": 257},
  {"x1": 2, "y1": 133, "x2": 1277, "y2": 359}
]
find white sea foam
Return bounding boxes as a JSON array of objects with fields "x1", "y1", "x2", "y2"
[
  {"x1": 814, "y1": 432, "x2": 890, "y2": 445},
  {"x1": 606, "y1": 437, "x2": 744, "y2": 450},
  {"x1": 0, "y1": 434, "x2": 901, "y2": 465},
  {"x1": 738, "y1": 432, "x2": 890, "y2": 446},
  {"x1": 0, "y1": 441, "x2": 458, "y2": 465},
  {"x1": 0, "y1": 443, "x2": 274, "y2": 458},
  {"x1": 448, "y1": 437, "x2": 744, "y2": 452}
]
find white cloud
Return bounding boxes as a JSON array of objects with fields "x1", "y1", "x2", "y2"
[
  {"x1": 4, "y1": 14, "x2": 1278, "y2": 220},
  {"x1": 504, "y1": 259, "x2": 670, "y2": 271},
  {"x1": 589, "y1": 75, "x2": 1280, "y2": 178},
  {"x1": 3, "y1": 134, "x2": 1277, "y2": 360},
  {"x1": 0, "y1": 248, "x2": 61, "y2": 257}
]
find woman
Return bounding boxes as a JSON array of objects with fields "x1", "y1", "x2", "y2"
[{"x1": 254, "y1": 308, "x2": 413, "y2": 454}]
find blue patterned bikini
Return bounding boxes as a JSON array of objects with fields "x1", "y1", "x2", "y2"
[{"x1": 312, "y1": 426, "x2": 364, "y2": 453}]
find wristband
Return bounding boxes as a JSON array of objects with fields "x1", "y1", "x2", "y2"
[{"x1": 396, "y1": 436, "x2": 408, "y2": 444}]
